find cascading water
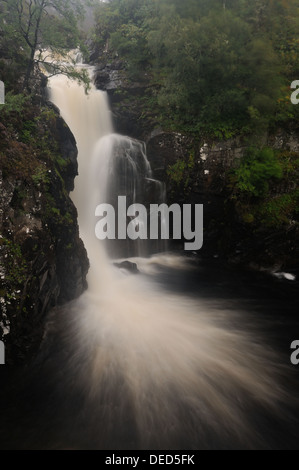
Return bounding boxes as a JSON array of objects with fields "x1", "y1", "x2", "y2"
[
  {"x1": 90, "y1": 133, "x2": 166, "y2": 258},
  {"x1": 49, "y1": 70, "x2": 165, "y2": 261},
  {"x1": 43, "y1": 65, "x2": 294, "y2": 449}
]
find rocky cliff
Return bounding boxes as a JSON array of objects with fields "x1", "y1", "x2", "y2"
[{"x1": 0, "y1": 97, "x2": 89, "y2": 364}]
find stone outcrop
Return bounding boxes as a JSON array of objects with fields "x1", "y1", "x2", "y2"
[
  {"x1": 93, "y1": 56, "x2": 298, "y2": 273},
  {"x1": 0, "y1": 107, "x2": 89, "y2": 364},
  {"x1": 93, "y1": 56, "x2": 158, "y2": 140}
]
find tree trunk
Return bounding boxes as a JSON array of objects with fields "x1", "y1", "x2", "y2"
[{"x1": 24, "y1": 48, "x2": 35, "y2": 91}]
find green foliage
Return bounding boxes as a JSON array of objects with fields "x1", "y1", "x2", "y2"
[
  {"x1": 40, "y1": 107, "x2": 57, "y2": 124},
  {"x1": 93, "y1": 0, "x2": 299, "y2": 138},
  {"x1": 167, "y1": 153, "x2": 195, "y2": 188},
  {"x1": 0, "y1": 237, "x2": 28, "y2": 286},
  {"x1": 32, "y1": 165, "x2": 50, "y2": 186},
  {"x1": 167, "y1": 160, "x2": 187, "y2": 186},
  {"x1": 43, "y1": 193, "x2": 74, "y2": 230},
  {"x1": 110, "y1": 23, "x2": 150, "y2": 78},
  {"x1": 258, "y1": 191, "x2": 299, "y2": 227},
  {"x1": 55, "y1": 155, "x2": 68, "y2": 168},
  {"x1": 0, "y1": 94, "x2": 59, "y2": 180},
  {"x1": 0, "y1": 92, "x2": 29, "y2": 116},
  {"x1": 0, "y1": 0, "x2": 88, "y2": 90},
  {"x1": 229, "y1": 149, "x2": 299, "y2": 228},
  {"x1": 232, "y1": 148, "x2": 283, "y2": 198}
]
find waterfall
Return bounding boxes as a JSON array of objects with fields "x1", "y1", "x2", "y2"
[
  {"x1": 46, "y1": 69, "x2": 289, "y2": 450},
  {"x1": 49, "y1": 72, "x2": 165, "y2": 262}
]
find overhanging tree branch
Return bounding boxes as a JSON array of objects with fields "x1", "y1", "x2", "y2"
[{"x1": 1, "y1": 0, "x2": 87, "y2": 91}]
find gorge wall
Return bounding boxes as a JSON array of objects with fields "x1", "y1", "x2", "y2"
[
  {"x1": 93, "y1": 55, "x2": 299, "y2": 273},
  {"x1": 0, "y1": 96, "x2": 89, "y2": 364}
]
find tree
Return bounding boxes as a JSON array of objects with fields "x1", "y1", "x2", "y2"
[
  {"x1": 92, "y1": 0, "x2": 299, "y2": 137},
  {"x1": 0, "y1": 0, "x2": 88, "y2": 91}
]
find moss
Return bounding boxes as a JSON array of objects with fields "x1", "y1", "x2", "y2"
[
  {"x1": 63, "y1": 212, "x2": 74, "y2": 226},
  {"x1": 51, "y1": 207, "x2": 61, "y2": 217},
  {"x1": 0, "y1": 237, "x2": 28, "y2": 285},
  {"x1": 42, "y1": 191, "x2": 75, "y2": 234},
  {"x1": 242, "y1": 213, "x2": 255, "y2": 224},
  {"x1": 167, "y1": 153, "x2": 195, "y2": 189},
  {"x1": 32, "y1": 165, "x2": 51, "y2": 186},
  {"x1": 40, "y1": 107, "x2": 57, "y2": 125},
  {"x1": 0, "y1": 95, "x2": 71, "y2": 189},
  {"x1": 55, "y1": 155, "x2": 68, "y2": 169},
  {"x1": 257, "y1": 191, "x2": 299, "y2": 227}
]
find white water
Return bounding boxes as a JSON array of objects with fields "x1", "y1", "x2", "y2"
[{"x1": 48, "y1": 72, "x2": 288, "y2": 449}]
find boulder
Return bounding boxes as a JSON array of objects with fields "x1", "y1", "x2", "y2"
[{"x1": 114, "y1": 261, "x2": 139, "y2": 274}]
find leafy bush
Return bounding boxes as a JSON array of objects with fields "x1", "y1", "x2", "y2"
[
  {"x1": 258, "y1": 192, "x2": 299, "y2": 226},
  {"x1": 233, "y1": 148, "x2": 283, "y2": 198},
  {"x1": 229, "y1": 149, "x2": 299, "y2": 228},
  {"x1": 167, "y1": 153, "x2": 195, "y2": 188},
  {"x1": 32, "y1": 166, "x2": 50, "y2": 186},
  {"x1": 0, "y1": 92, "x2": 29, "y2": 116}
]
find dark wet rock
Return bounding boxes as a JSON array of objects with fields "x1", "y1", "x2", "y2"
[
  {"x1": 114, "y1": 261, "x2": 140, "y2": 274},
  {"x1": 0, "y1": 106, "x2": 89, "y2": 364}
]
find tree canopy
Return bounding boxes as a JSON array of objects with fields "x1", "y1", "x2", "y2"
[
  {"x1": 0, "y1": 0, "x2": 88, "y2": 91},
  {"x1": 93, "y1": 0, "x2": 299, "y2": 138}
]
